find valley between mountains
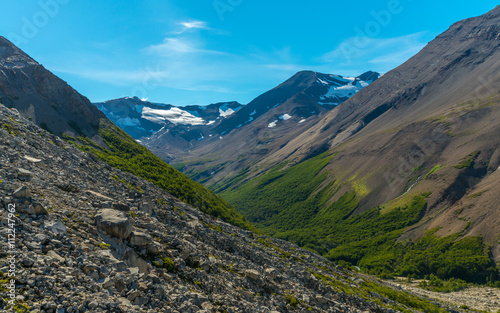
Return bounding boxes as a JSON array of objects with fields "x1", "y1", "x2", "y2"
[
  {"x1": 0, "y1": 4, "x2": 500, "y2": 313},
  {"x1": 0, "y1": 37, "x2": 467, "y2": 313},
  {"x1": 101, "y1": 5, "x2": 500, "y2": 286}
]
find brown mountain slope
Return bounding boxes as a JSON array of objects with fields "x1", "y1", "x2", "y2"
[
  {"x1": 170, "y1": 71, "x2": 378, "y2": 186},
  {"x1": 263, "y1": 6, "x2": 500, "y2": 244},
  {"x1": 262, "y1": 6, "x2": 500, "y2": 169}
]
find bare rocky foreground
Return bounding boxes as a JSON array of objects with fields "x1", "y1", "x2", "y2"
[{"x1": 0, "y1": 102, "x2": 469, "y2": 312}]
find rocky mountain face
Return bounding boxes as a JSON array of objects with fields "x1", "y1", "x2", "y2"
[
  {"x1": 207, "y1": 5, "x2": 500, "y2": 280},
  {"x1": 95, "y1": 97, "x2": 243, "y2": 141},
  {"x1": 0, "y1": 103, "x2": 463, "y2": 313},
  {"x1": 0, "y1": 37, "x2": 106, "y2": 138},
  {"x1": 146, "y1": 70, "x2": 378, "y2": 176},
  {"x1": 0, "y1": 36, "x2": 250, "y2": 231},
  {"x1": 207, "y1": 71, "x2": 380, "y2": 138},
  {"x1": 96, "y1": 71, "x2": 378, "y2": 163}
]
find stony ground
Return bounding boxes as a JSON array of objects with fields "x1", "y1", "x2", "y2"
[
  {"x1": 387, "y1": 279, "x2": 500, "y2": 312},
  {"x1": 0, "y1": 103, "x2": 467, "y2": 312}
]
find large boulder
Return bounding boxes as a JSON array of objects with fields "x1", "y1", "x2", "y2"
[
  {"x1": 12, "y1": 186, "x2": 31, "y2": 199},
  {"x1": 95, "y1": 209, "x2": 133, "y2": 239},
  {"x1": 32, "y1": 202, "x2": 48, "y2": 215},
  {"x1": 44, "y1": 220, "x2": 67, "y2": 234},
  {"x1": 123, "y1": 250, "x2": 151, "y2": 274},
  {"x1": 17, "y1": 168, "x2": 34, "y2": 181},
  {"x1": 129, "y1": 231, "x2": 152, "y2": 246},
  {"x1": 244, "y1": 269, "x2": 260, "y2": 280}
]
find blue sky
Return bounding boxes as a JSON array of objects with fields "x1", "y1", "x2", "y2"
[{"x1": 0, "y1": 1, "x2": 498, "y2": 105}]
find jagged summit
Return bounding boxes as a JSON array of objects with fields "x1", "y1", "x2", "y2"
[
  {"x1": 0, "y1": 36, "x2": 107, "y2": 137},
  {"x1": 357, "y1": 71, "x2": 380, "y2": 82},
  {"x1": 0, "y1": 36, "x2": 38, "y2": 68}
]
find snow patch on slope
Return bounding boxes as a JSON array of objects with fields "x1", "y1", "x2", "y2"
[
  {"x1": 142, "y1": 107, "x2": 206, "y2": 125},
  {"x1": 118, "y1": 116, "x2": 141, "y2": 127},
  {"x1": 268, "y1": 120, "x2": 278, "y2": 128},
  {"x1": 279, "y1": 114, "x2": 292, "y2": 120},
  {"x1": 317, "y1": 74, "x2": 375, "y2": 102},
  {"x1": 219, "y1": 103, "x2": 242, "y2": 118},
  {"x1": 321, "y1": 84, "x2": 360, "y2": 99}
]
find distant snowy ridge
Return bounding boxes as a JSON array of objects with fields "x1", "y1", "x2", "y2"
[
  {"x1": 94, "y1": 71, "x2": 379, "y2": 146},
  {"x1": 142, "y1": 107, "x2": 206, "y2": 125},
  {"x1": 94, "y1": 97, "x2": 244, "y2": 139},
  {"x1": 316, "y1": 73, "x2": 378, "y2": 104}
]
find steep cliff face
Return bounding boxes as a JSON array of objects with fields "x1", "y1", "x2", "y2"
[{"x1": 0, "y1": 36, "x2": 106, "y2": 138}]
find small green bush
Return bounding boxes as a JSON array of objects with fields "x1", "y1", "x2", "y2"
[
  {"x1": 284, "y1": 292, "x2": 299, "y2": 308},
  {"x1": 162, "y1": 257, "x2": 175, "y2": 273}
]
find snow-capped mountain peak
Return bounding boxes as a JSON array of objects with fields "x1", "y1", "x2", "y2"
[
  {"x1": 94, "y1": 70, "x2": 379, "y2": 160},
  {"x1": 94, "y1": 97, "x2": 244, "y2": 139}
]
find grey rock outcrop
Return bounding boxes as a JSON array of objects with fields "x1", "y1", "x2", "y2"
[{"x1": 95, "y1": 209, "x2": 133, "y2": 239}]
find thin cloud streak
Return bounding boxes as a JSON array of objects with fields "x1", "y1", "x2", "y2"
[
  {"x1": 321, "y1": 32, "x2": 429, "y2": 71},
  {"x1": 144, "y1": 37, "x2": 229, "y2": 56}
]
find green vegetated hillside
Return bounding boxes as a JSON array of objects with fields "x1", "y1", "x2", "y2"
[
  {"x1": 65, "y1": 120, "x2": 255, "y2": 231},
  {"x1": 220, "y1": 151, "x2": 498, "y2": 284}
]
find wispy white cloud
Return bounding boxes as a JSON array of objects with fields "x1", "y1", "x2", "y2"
[
  {"x1": 180, "y1": 20, "x2": 208, "y2": 30},
  {"x1": 144, "y1": 37, "x2": 227, "y2": 56},
  {"x1": 50, "y1": 16, "x2": 431, "y2": 105},
  {"x1": 172, "y1": 20, "x2": 224, "y2": 35},
  {"x1": 321, "y1": 32, "x2": 428, "y2": 71}
]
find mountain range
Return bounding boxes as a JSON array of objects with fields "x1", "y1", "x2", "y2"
[
  {"x1": 95, "y1": 5, "x2": 500, "y2": 283},
  {"x1": 95, "y1": 97, "x2": 244, "y2": 141},
  {"x1": 1, "y1": 4, "x2": 500, "y2": 312},
  {"x1": 96, "y1": 71, "x2": 380, "y2": 163},
  {"x1": 211, "y1": 5, "x2": 500, "y2": 281},
  {"x1": 0, "y1": 31, "x2": 467, "y2": 313}
]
